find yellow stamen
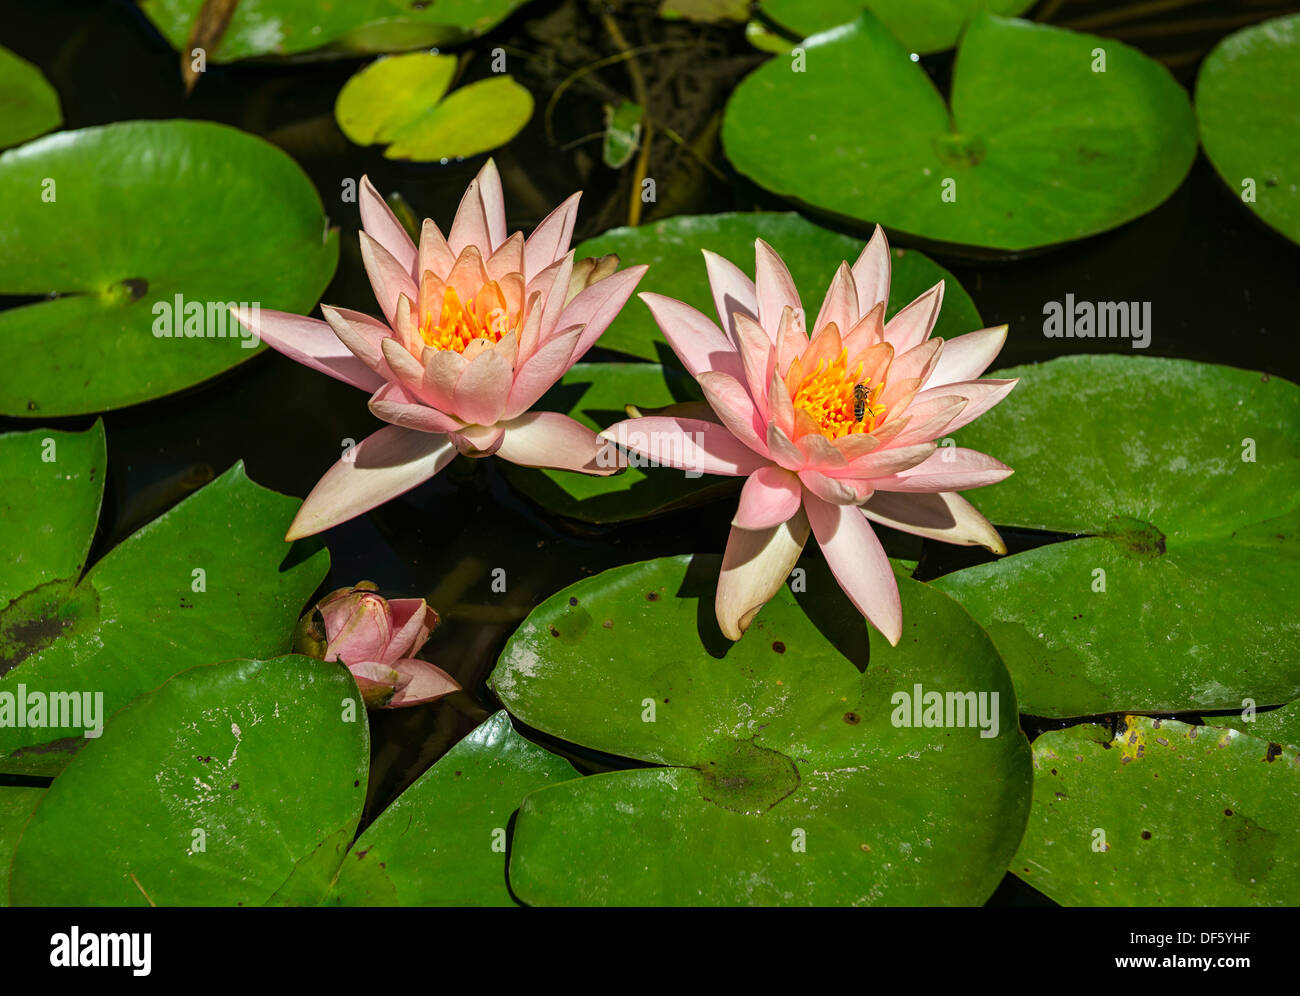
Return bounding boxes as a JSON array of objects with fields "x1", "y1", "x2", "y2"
[
  {"x1": 789, "y1": 347, "x2": 886, "y2": 439},
  {"x1": 419, "y1": 282, "x2": 517, "y2": 353}
]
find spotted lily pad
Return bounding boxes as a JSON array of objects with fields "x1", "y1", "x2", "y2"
[
  {"x1": 1205, "y1": 701, "x2": 1300, "y2": 754},
  {"x1": 0, "y1": 422, "x2": 330, "y2": 767},
  {"x1": 335, "y1": 53, "x2": 534, "y2": 162},
  {"x1": 722, "y1": 13, "x2": 1197, "y2": 252},
  {"x1": 761, "y1": 0, "x2": 1035, "y2": 54},
  {"x1": 0, "y1": 44, "x2": 61, "y2": 149},
  {"x1": 139, "y1": 0, "x2": 535, "y2": 60},
  {"x1": 492, "y1": 554, "x2": 1031, "y2": 906},
  {"x1": 0, "y1": 120, "x2": 338, "y2": 416},
  {"x1": 1014, "y1": 717, "x2": 1300, "y2": 906},
  {"x1": 934, "y1": 356, "x2": 1300, "y2": 718},
  {"x1": 1196, "y1": 13, "x2": 1300, "y2": 246},
  {"x1": 8, "y1": 656, "x2": 368, "y2": 906},
  {"x1": 574, "y1": 212, "x2": 981, "y2": 361},
  {"x1": 326, "y1": 711, "x2": 575, "y2": 906},
  {"x1": 498, "y1": 362, "x2": 741, "y2": 524}
]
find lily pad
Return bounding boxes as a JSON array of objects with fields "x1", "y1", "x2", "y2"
[
  {"x1": 0, "y1": 423, "x2": 330, "y2": 765},
  {"x1": 1014, "y1": 717, "x2": 1300, "y2": 906},
  {"x1": 336, "y1": 53, "x2": 534, "y2": 162},
  {"x1": 498, "y1": 362, "x2": 742, "y2": 523},
  {"x1": 0, "y1": 786, "x2": 43, "y2": 906},
  {"x1": 934, "y1": 355, "x2": 1300, "y2": 718},
  {"x1": 0, "y1": 119, "x2": 338, "y2": 416},
  {"x1": 722, "y1": 13, "x2": 1197, "y2": 252},
  {"x1": 139, "y1": 0, "x2": 535, "y2": 60},
  {"x1": 761, "y1": 0, "x2": 1035, "y2": 54},
  {"x1": 1196, "y1": 13, "x2": 1300, "y2": 246},
  {"x1": 1205, "y1": 701, "x2": 1300, "y2": 754},
  {"x1": 574, "y1": 212, "x2": 981, "y2": 361},
  {"x1": 326, "y1": 711, "x2": 576, "y2": 906},
  {"x1": 492, "y1": 554, "x2": 1032, "y2": 906},
  {"x1": 0, "y1": 44, "x2": 61, "y2": 149},
  {"x1": 9, "y1": 656, "x2": 368, "y2": 906}
]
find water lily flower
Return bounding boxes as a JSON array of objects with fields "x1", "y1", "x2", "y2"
[
  {"x1": 237, "y1": 160, "x2": 646, "y2": 539},
  {"x1": 602, "y1": 230, "x2": 1017, "y2": 645},
  {"x1": 295, "y1": 583, "x2": 458, "y2": 709}
]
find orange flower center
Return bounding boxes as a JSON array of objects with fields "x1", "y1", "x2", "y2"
[
  {"x1": 419, "y1": 282, "x2": 517, "y2": 353},
  {"x1": 789, "y1": 348, "x2": 885, "y2": 439}
]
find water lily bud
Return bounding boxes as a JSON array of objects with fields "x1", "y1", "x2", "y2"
[
  {"x1": 565, "y1": 253, "x2": 621, "y2": 306},
  {"x1": 294, "y1": 584, "x2": 458, "y2": 709}
]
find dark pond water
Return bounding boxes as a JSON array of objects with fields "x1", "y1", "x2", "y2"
[{"x1": 3, "y1": 0, "x2": 1298, "y2": 906}]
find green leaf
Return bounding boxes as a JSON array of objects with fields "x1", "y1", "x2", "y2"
[
  {"x1": 0, "y1": 44, "x2": 61, "y2": 149},
  {"x1": 722, "y1": 13, "x2": 1197, "y2": 251},
  {"x1": 1205, "y1": 701, "x2": 1300, "y2": 754},
  {"x1": 0, "y1": 120, "x2": 338, "y2": 417},
  {"x1": 0, "y1": 434, "x2": 330, "y2": 763},
  {"x1": 139, "y1": 0, "x2": 535, "y2": 60},
  {"x1": 336, "y1": 53, "x2": 534, "y2": 162},
  {"x1": 762, "y1": 0, "x2": 1034, "y2": 54},
  {"x1": 9, "y1": 656, "x2": 368, "y2": 906},
  {"x1": 326, "y1": 711, "x2": 576, "y2": 906},
  {"x1": 602, "y1": 101, "x2": 644, "y2": 169},
  {"x1": 492, "y1": 554, "x2": 1032, "y2": 905},
  {"x1": 0, "y1": 786, "x2": 43, "y2": 906},
  {"x1": 498, "y1": 362, "x2": 742, "y2": 524},
  {"x1": 1196, "y1": 13, "x2": 1300, "y2": 246},
  {"x1": 934, "y1": 355, "x2": 1300, "y2": 718},
  {"x1": 1014, "y1": 717, "x2": 1300, "y2": 906},
  {"x1": 574, "y1": 212, "x2": 982, "y2": 361}
]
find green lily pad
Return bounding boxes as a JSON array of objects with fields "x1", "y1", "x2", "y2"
[
  {"x1": 761, "y1": 0, "x2": 1034, "y2": 54},
  {"x1": 492, "y1": 554, "x2": 1032, "y2": 906},
  {"x1": 139, "y1": 0, "x2": 534, "y2": 60},
  {"x1": 934, "y1": 355, "x2": 1300, "y2": 718},
  {"x1": 722, "y1": 13, "x2": 1197, "y2": 252},
  {"x1": 336, "y1": 53, "x2": 534, "y2": 162},
  {"x1": 1196, "y1": 13, "x2": 1300, "y2": 246},
  {"x1": 9, "y1": 656, "x2": 368, "y2": 906},
  {"x1": 0, "y1": 786, "x2": 43, "y2": 906},
  {"x1": 1205, "y1": 701, "x2": 1300, "y2": 754},
  {"x1": 326, "y1": 711, "x2": 575, "y2": 906},
  {"x1": 1014, "y1": 717, "x2": 1300, "y2": 906},
  {"x1": 498, "y1": 362, "x2": 741, "y2": 523},
  {"x1": 575, "y1": 212, "x2": 982, "y2": 361},
  {"x1": 0, "y1": 45, "x2": 61, "y2": 149},
  {"x1": 0, "y1": 425, "x2": 329, "y2": 765},
  {"x1": 0, "y1": 120, "x2": 338, "y2": 417}
]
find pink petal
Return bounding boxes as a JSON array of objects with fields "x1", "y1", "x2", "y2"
[
  {"x1": 236, "y1": 307, "x2": 385, "y2": 392},
  {"x1": 804, "y1": 495, "x2": 901, "y2": 645},
  {"x1": 386, "y1": 598, "x2": 439, "y2": 659},
  {"x1": 474, "y1": 158, "x2": 508, "y2": 252},
  {"x1": 453, "y1": 348, "x2": 514, "y2": 426},
  {"x1": 451, "y1": 424, "x2": 504, "y2": 456},
  {"x1": 797, "y1": 469, "x2": 864, "y2": 506},
  {"x1": 881, "y1": 396, "x2": 967, "y2": 449},
  {"x1": 524, "y1": 192, "x2": 581, "y2": 281},
  {"x1": 381, "y1": 337, "x2": 434, "y2": 404},
  {"x1": 926, "y1": 325, "x2": 1008, "y2": 388},
  {"x1": 387, "y1": 659, "x2": 461, "y2": 709},
  {"x1": 716, "y1": 509, "x2": 810, "y2": 641},
  {"x1": 863, "y1": 491, "x2": 1006, "y2": 553},
  {"x1": 321, "y1": 304, "x2": 396, "y2": 381},
  {"x1": 418, "y1": 218, "x2": 456, "y2": 279},
  {"x1": 703, "y1": 248, "x2": 758, "y2": 345},
  {"x1": 697, "y1": 370, "x2": 766, "y2": 454},
  {"x1": 497, "y1": 411, "x2": 617, "y2": 474},
  {"x1": 422, "y1": 347, "x2": 467, "y2": 412},
  {"x1": 602, "y1": 417, "x2": 769, "y2": 476},
  {"x1": 871, "y1": 448, "x2": 1014, "y2": 493},
  {"x1": 827, "y1": 441, "x2": 936, "y2": 480},
  {"x1": 911, "y1": 378, "x2": 1018, "y2": 434},
  {"x1": 733, "y1": 312, "x2": 776, "y2": 419},
  {"x1": 287, "y1": 426, "x2": 457, "y2": 539},
  {"x1": 564, "y1": 264, "x2": 649, "y2": 360},
  {"x1": 639, "y1": 292, "x2": 745, "y2": 384},
  {"x1": 765, "y1": 422, "x2": 806, "y2": 471},
  {"x1": 503, "y1": 324, "x2": 583, "y2": 420},
  {"x1": 754, "y1": 238, "x2": 802, "y2": 339},
  {"x1": 359, "y1": 176, "x2": 417, "y2": 278},
  {"x1": 369, "y1": 382, "x2": 463, "y2": 434},
  {"x1": 812, "y1": 262, "x2": 859, "y2": 340},
  {"x1": 851, "y1": 225, "x2": 891, "y2": 317},
  {"x1": 360, "y1": 231, "x2": 419, "y2": 329},
  {"x1": 733, "y1": 466, "x2": 802, "y2": 529},
  {"x1": 448, "y1": 170, "x2": 493, "y2": 257},
  {"x1": 883, "y1": 281, "x2": 943, "y2": 354}
]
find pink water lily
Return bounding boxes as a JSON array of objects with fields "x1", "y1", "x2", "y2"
[
  {"x1": 603, "y1": 230, "x2": 1017, "y2": 645},
  {"x1": 296, "y1": 583, "x2": 458, "y2": 709},
  {"x1": 237, "y1": 160, "x2": 646, "y2": 539}
]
